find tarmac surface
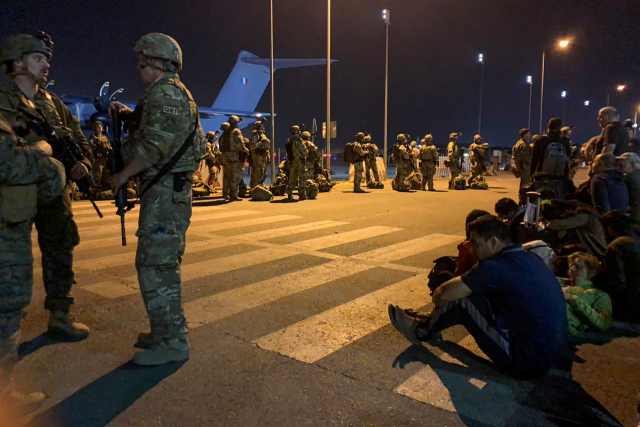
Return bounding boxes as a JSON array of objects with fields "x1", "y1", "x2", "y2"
[{"x1": 4, "y1": 170, "x2": 640, "y2": 427}]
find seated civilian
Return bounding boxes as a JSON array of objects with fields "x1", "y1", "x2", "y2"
[
  {"x1": 523, "y1": 240, "x2": 556, "y2": 270},
  {"x1": 616, "y1": 152, "x2": 640, "y2": 223},
  {"x1": 455, "y1": 209, "x2": 491, "y2": 276},
  {"x1": 590, "y1": 153, "x2": 629, "y2": 215},
  {"x1": 598, "y1": 211, "x2": 640, "y2": 324},
  {"x1": 541, "y1": 199, "x2": 607, "y2": 258},
  {"x1": 553, "y1": 243, "x2": 590, "y2": 277},
  {"x1": 560, "y1": 253, "x2": 612, "y2": 335},
  {"x1": 495, "y1": 198, "x2": 523, "y2": 241},
  {"x1": 389, "y1": 216, "x2": 567, "y2": 379}
]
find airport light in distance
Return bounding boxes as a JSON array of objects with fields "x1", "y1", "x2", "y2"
[
  {"x1": 527, "y1": 75, "x2": 532, "y2": 85},
  {"x1": 584, "y1": 100, "x2": 590, "y2": 106},
  {"x1": 478, "y1": 53, "x2": 484, "y2": 63},
  {"x1": 559, "y1": 40, "x2": 570, "y2": 48},
  {"x1": 617, "y1": 85, "x2": 626, "y2": 92},
  {"x1": 561, "y1": 91, "x2": 567, "y2": 98},
  {"x1": 382, "y1": 9, "x2": 390, "y2": 24}
]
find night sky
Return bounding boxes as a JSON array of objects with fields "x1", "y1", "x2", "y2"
[{"x1": 2, "y1": 0, "x2": 639, "y2": 152}]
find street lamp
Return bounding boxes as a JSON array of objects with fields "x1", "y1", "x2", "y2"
[
  {"x1": 109, "y1": 88, "x2": 124, "y2": 101},
  {"x1": 607, "y1": 84, "x2": 626, "y2": 106},
  {"x1": 477, "y1": 53, "x2": 484, "y2": 134},
  {"x1": 326, "y1": 0, "x2": 331, "y2": 173},
  {"x1": 382, "y1": 9, "x2": 390, "y2": 169},
  {"x1": 270, "y1": 0, "x2": 276, "y2": 183},
  {"x1": 44, "y1": 80, "x2": 55, "y2": 89},
  {"x1": 584, "y1": 100, "x2": 590, "y2": 107},
  {"x1": 526, "y1": 75, "x2": 533, "y2": 129},
  {"x1": 539, "y1": 39, "x2": 570, "y2": 134}
]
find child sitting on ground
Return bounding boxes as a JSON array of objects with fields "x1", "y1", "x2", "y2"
[{"x1": 560, "y1": 252, "x2": 612, "y2": 335}]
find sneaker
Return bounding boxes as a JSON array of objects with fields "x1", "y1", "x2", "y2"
[
  {"x1": 388, "y1": 305, "x2": 422, "y2": 345},
  {"x1": 48, "y1": 311, "x2": 90, "y2": 340},
  {"x1": 132, "y1": 340, "x2": 189, "y2": 366}
]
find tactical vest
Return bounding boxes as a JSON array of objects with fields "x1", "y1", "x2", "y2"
[
  {"x1": 220, "y1": 130, "x2": 232, "y2": 153},
  {"x1": 286, "y1": 138, "x2": 295, "y2": 161}
]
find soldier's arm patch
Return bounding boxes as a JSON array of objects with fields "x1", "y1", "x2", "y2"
[{"x1": 162, "y1": 106, "x2": 180, "y2": 116}]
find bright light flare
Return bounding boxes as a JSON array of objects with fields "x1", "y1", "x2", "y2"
[
  {"x1": 526, "y1": 75, "x2": 532, "y2": 85},
  {"x1": 382, "y1": 9, "x2": 390, "y2": 24},
  {"x1": 584, "y1": 100, "x2": 590, "y2": 106},
  {"x1": 561, "y1": 91, "x2": 567, "y2": 98},
  {"x1": 478, "y1": 53, "x2": 484, "y2": 63},
  {"x1": 617, "y1": 85, "x2": 626, "y2": 92},
  {"x1": 559, "y1": 40, "x2": 569, "y2": 48}
]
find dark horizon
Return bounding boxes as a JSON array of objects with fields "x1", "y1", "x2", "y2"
[{"x1": 2, "y1": 0, "x2": 639, "y2": 152}]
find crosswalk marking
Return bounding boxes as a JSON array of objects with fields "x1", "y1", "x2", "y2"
[
  {"x1": 78, "y1": 210, "x2": 262, "y2": 236},
  {"x1": 187, "y1": 215, "x2": 302, "y2": 235},
  {"x1": 82, "y1": 246, "x2": 294, "y2": 299},
  {"x1": 232, "y1": 220, "x2": 349, "y2": 241},
  {"x1": 287, "y1": 226, "x2": 401, "y2": 251},
  {"x1": 351, "y1": 233, "x2": 463, "y2": 262},
  {"x1": 253, "y1": 273, "x2": 430, "y2": 363},
  {"x1": 186, "y1": 259, "x2": 374, "y2": 328},
  {"x1": 73, "y1": 239, "x2": 240, "y2": 271},
  {"x1": 74, "y1": 205, "x2": 227, "y2": 223}
]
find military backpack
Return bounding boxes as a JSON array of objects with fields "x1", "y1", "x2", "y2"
[{"x1": 343, "y1": 142, "x2": 355, "y2": 164}]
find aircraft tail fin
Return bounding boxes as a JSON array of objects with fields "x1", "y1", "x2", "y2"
[{"x1": 212, "y1": 50, "x2": 335, "y2": 113}]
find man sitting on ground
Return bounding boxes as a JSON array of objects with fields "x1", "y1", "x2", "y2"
[
  {"x1": 598, "y1": 210, "x2": 640, "y2": 324},
  {"x1": 389, "y1": 216, "x2": 567, "y2": 379},
  {"x1": 616, "y1": 152, "x2": 640, "y2": 223},
  {"x1": 590, "y1": 153, "x2": 629, "y2": 215}
]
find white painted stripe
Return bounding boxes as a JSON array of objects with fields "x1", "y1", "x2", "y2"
[
  {"x1": 78, "y1": 210, "x2": 262, "y2": 235},
  {"x1": 352, "y1": 233, "x2": 463, "y2": 262},
  {"x1": 73, "y1": 239, "x2": 240, "y2": 271},
  {"x1": 287, "y1": 226, "x2": 401, "y2": 251},
  {"x1": 187, "y1": 215, "x2": 301, "y2": 235},
  {"x1": 82, "y1": 246, "x2": 294, "y2": 299},
  {"x1": 233, "y1": 220, "x2": 349, "y2": 241},
  {"x1": 186, "y1": 259, "x2": 374, "y2": 328},
  {"x1": 73, "y1": 205, "x2": 226, "y2": 222},
  {"x1": 253, "y1": 273, "x2": 431, "y2": 363}
]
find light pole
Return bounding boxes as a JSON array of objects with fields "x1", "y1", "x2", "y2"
[
  {"x1": 270, "y1": 0, "x2": 276, "y2": 183},
  {"x1": 109, "y1": 88, "x2": 124, "y2": 101},
  {"x1": 561, "y1": 90, "x2": 567, "y2": 122},
  {"x1": 326, "y1": 0, "x2": 331, "y2": 173},
  {"x1": 539, "y1": 39, "x2": 570, "y2": 134},
  {"x1": 477, "y1": 53, "x2": 484, "y2": 134},
  {"x1": 607, "y1": 84, "x2": 626, "y2": 106},
  {"x1": 526, "y1": 75, "x2": 533, "y2": 129},
  {"x1": 383, "y1": 9, "x2": 390, "y2": 168},
  {"x1": 44, "y1": 80, "x2": 55, "y2": 90}
]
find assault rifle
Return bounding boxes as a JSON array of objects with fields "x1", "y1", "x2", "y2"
[
  {"x1": 109, "y1": 109, "x2": 136, "y2": 246},
  {"x1": 18, "y1": 104, "x2": 103, "y2": 218}
]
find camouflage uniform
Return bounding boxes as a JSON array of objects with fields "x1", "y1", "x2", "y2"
[
  {"x1": 392, "y1": 135, "x2": 411, "y2": 191},
  {"x1": 363, "y1": 136, "x2": 381, "y2": 185},
  {"x1": 249, "y1": 129, "x2": 270, "y2": 188},
  {"x1": 512, "y1": 138, "x2": 532, "y2": 187},
  {"x1": 0, "y1": 112, "x2": 66, "y2": 396},
  {"x1": 219, "y1": 119, "x2": 247, "y2": 201},
  {"x1": 89, "y1": 132, "x2": 111, "y2": 190},
  {"x1": 469, "y1": 136, "x2": 488, "y2": 179},
  {"x1": 0, "y1": 84, "x2": 91, "y2": 320},
  {"x1": 419, "y1": 135, "x2": 438, "y2": 191},
  {"x1": 119, "y1": 33, "x2": 205, "y2": 364},
  {"x1": 285, "y1": 128, "x2": 308, "y2": 200},
  {"x1": 302, "y1": 135, "x2": 319, "y2": 181},
  {"x1": 447, "y1": 135, "x2": 462, "y2": 189},
  {"x1": 202, "y1": 139, "x2": 221, "y2": 188},
  {"x1": 352, "y1": 134, "x2": 366, "y2": 192}
]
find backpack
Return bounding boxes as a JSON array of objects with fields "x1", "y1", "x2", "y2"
[
  {"x1": 453, "y1": 176, "x2": 466, "y2": 190},
  {"x1": 541, "y1": 141, "x2": 567, "y2": 176},
  {"x1": 469, "y1": 176, "x2": 488, "y2": 190},
  {"x1": 305, "y1": 180, "x2": 319, "y2": 199},
  {"x1": 344, "y1": 142, "x2": 355, "y2": 164},
  {"x1": 251, "y1": 185, "x2": 273, "y2": 201}
]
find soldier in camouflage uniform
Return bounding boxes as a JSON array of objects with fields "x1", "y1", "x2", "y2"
[
  {"x1": 89, "y1": 120, "x2": 111, "y2": 191},
  {"x1": 0, "y1": 113, "x2": 67, "y2": 411},
  {"x1": 419, "y1": 134, "x2": 438, "y2": 191},
  {"x1": 447, "y1": 132, "x2": 463, "y2": 189},
  {"x1": 363, "y1": 134, "x2": 381, "y2": 186},
  {"x1": 285, "y1": 125, "x2": 308, "y2": 200},
  {"x1": 352, "y1": 132, "x2": 367, "y2": 193},
  {"x1": 202, "y1": 131, "x2": 221, "y2": 190},
  {"x1": 249, "y1": 119, "x2": 270, "y2": 188},
  {"x1": 301, "y1": 131, "x2": 319, "y2": 180},
  {"x1": 219, "y1": 116, "x2": 248, "y2": 201},
  {"x1": 109, "y1": 33, "x2": 205, "y2": 366},
  {"x1": 392, "y1": 134, "x2": 411, "y2": 192},
  {"x1": 469, "y1": 134, "x2": 488, "y2": 180},
  {"x1": 512, "y1": 128, "x2": 533, "y2": 187},
  {"x1": 0, "y1": 33, "x2": 91, "y2": 339}
]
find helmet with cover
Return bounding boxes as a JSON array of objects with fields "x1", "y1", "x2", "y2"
[{"x1": 134, "y1": 33, "x2": 182, "y2": 72}]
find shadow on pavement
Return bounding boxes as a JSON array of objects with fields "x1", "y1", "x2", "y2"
[
  {"x1": 392, "y1": 340, "x2": 623, "y2": 427},
  {"x1": 18, "y1": 333, "x2": 78, "y2": 359},
  {"x1": 192, "y1": 199, "x2": 227, "y2": 207},
  {"x1": 25, "y1": 360, "x2": 186, "y2": 427}
]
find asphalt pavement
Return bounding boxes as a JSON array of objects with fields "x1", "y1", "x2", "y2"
[{"x1": 4, "y1": 170, "x2": 639, "y2": 427}]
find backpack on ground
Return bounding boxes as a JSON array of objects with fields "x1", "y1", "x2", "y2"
[
  {"x1": 343, "y1": 142, "x2": 355, "y2": 164},
  {"x1": 406, "y1": 172, "x2": 422, "y2": 190},
  {"x1": 453, "y1": 176, "x2": 466, "y2": 190},
  {"x1": 469, "y1": 176, "x2": 488, "y2": 190},
  {"x1": 541, "y1": 142, "x2": 567, "y2": 176},
  {"x1": 305, "y1": 180, "x2": 319, "y2": 199},
  {"x1": 251, "y1": 185, "x2": 273, "y2": 201}
]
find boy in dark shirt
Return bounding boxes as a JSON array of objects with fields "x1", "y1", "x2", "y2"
[{"x1": 389, "y1": 216, "x2": 567, "y2": 379}]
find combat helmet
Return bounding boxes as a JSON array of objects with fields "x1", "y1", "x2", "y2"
[
  {"x1": 0, "y1": 33, "x2": 53, "y2": 77},
  {"x1": 220, "y1": 122, "x2": 230, "y2": 131},
  {"x1": 92, "y1": 121, "x2": 104, "y2": 131},
  {"x1": 290, "y1": 125, "x2": 300, "y2": 134},
  {"x1": 449, "y1": 132, "x2": 461, "y2": 140},
  {"x1": 474, "y1": 134, "x2": 483, "y2": 142},
  {"x1": 301, "y1": 131, "x2": 311, "y2": 139},
  {"x1": 356, "y1": 132, "x2": 365, "y2": 141},
  {"x1": 228, "y1": 115, "x2": 242, "y2": 128},
  {"x1": 206, "y1": 131, "x2": 216, "y2": 140},
  {"x1": 397, "y1": 134, "x2": 407, "y2": 142},
  {"x1": 134, "y1": 33, "x2": 182, "y2": 72},
  {"x1": 363, "y1": 135, "x2": 372, "y2": 143},
  {"x1": 423, "y1": 134, "x2": 433, "y2": 143}
]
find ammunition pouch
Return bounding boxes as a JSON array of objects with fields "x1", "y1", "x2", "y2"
[{"x1": 1, "y1": 184, "x2": 37, "y2": 223}]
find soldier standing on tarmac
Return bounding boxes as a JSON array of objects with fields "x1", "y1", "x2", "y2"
[
  {"x1": 109, "y1": 32, "x2": 205, "y2": 365},
  {"x1": 89, "y1": 120, "x2": 111, "y2": 192},
  {"x1": 393, "y1": 134, "x2": 411, "y2": 192},
  {"x1": 469, "y1": 134, "x2": 488, "y2": 179},
  {"x1": 419, "y1": 134, "x2": 438, "y2": 191},
  {"x1": 0, "y1": 32, "x2": 91, "y2": 339},
  {"x1": 203, "y1": 131, "x2": 221, "y2": 189},
  {"x1": 219, "y1": 116, "x2": 248, "y2": 201},
  {"x1": 285, "y1": 125, "x2": 308, "y2": 200},
  {"x1": 249, "y1": 118, "x2": 270, "y2": 188},
  {"x1": 363, "y1": 134, "x2": 381, "y2": 187},
  {"x1": 447, "y1": 132, "x2": 463, "y2": 189},
  {"x1": 352, "y1": 132, "x2": 367, "y2": 193},
  {"x1": 301, "y1": 131, "x2": 319, "y2": 180}
]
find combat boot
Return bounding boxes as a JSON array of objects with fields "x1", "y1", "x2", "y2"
[
  {"x1": 229, "y1": 195, "x2": 241, "y2": 202},
  {"x1": 286, "y1": 193, "x2": 294, "y2": 201},
  {"x1": 354, "y1": 188, "x2": 366, "y2": 193},
  {"x1": 48, "y1": 311, "x2": 90, "y2": 340},
  {"x1": 299, "y1": 193, "x2": 307, "y2": 201},
  {"x1": 136, "y1": 331, "x2": 156, "y2": 349},
  {"x1": 132, "y1": 338, "x2": 189, "y2": 366}
]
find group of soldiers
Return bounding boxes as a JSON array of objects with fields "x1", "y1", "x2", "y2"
[
  {"x1": 344, "y1": 132, "x2": 383, "y2": 192},
  {"x1": 0, "y1": 30, "x2": 209, "y2": 413}
]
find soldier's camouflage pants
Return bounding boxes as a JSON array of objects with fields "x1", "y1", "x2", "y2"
[
  {"x1": 353, "y1": 161, "x2": 364, "y2": 190},
  {"x1": 449, "y1": 163, "x2": 461, "y2": 189},
  {"x1": 35, "y1": 187, "x2": 80, "y2": 312},
  {"x1": 250, "y1": 155, "x2": 268, "y2": 188},
  {"x1": 395, "y1": 165, "x2": 409, "y2": 191},
  {"x1": 221, "y1": 157, "x2": 242, "y2": 198},
  {"x1": 287, "y1": 161, "x2": 306, "y2": 197},
  {"x1": 207, "y1": 164, "x2": 219, "y2": 188},
  {"x1": 92, "y1": 157, "x2": 108, "y2": 190},
  {"x1": 420, "y1": 162, "x2": 436, "y2": 190},
  {"x1": 135, "y1": 175, "x2": 192, "y2": 342},
  {"x1": 365, "y1": 158, "x2": 380, "y2": 184}
]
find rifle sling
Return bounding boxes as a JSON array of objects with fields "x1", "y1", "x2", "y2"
[{"x1": 139, "y1": 112, "x2": 200, "y2": 199}]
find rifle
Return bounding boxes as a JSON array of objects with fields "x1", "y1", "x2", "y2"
[
  {"x1": 18, "y1": 104, "x2": 103, "y2": 218},
  {"x1": 109, "y1": 109, "x2": 136, "y2": 246}
]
